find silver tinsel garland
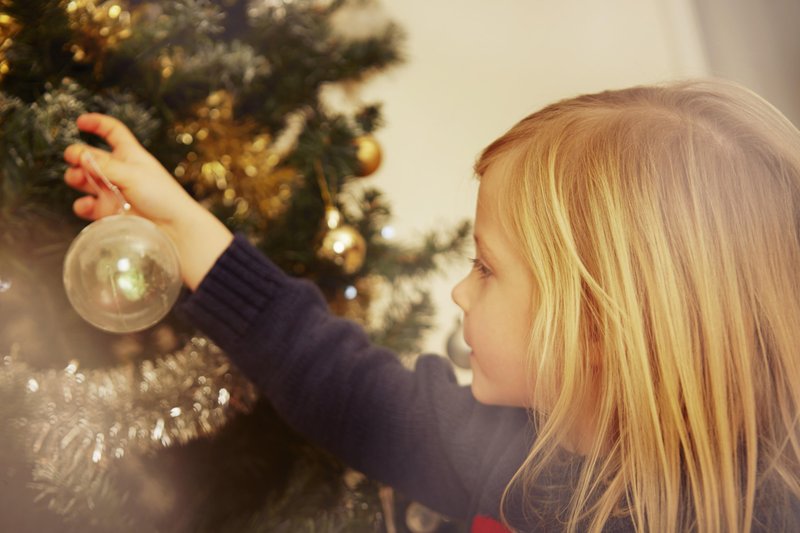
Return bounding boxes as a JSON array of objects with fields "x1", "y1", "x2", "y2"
[{"x1": 0, "y1": 336, "x2": 257, "y2": 520}]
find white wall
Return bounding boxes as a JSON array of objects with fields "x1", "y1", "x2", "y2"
[
  {"x1": 335, "y1": 0, "x2": 709, "y2": 367},
  {"x1": 692, "y1": 0, "x2": 800, "y2": 127}
]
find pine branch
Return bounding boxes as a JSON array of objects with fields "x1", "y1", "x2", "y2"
[
  {"x1": 370, "y1": 288, "x2": 436, "y2": 356},
  {"x1": 0, "y1": 0, "x2": 75, "y2": 101},
  {"x1": 354, "y1": 189, "x2": 472, "y2": 280},
  {"x1": 243, "y1": 0, "x2": 402, "y2": 130}
]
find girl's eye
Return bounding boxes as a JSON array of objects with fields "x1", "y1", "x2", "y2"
[{"x1": 470, "y1": 257, "x2": 493, "y2": 278}]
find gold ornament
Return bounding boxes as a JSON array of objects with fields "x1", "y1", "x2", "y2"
[
  {"x1": 65, "y1": 0, "x2": 132, "y2": 68},
  {"x1": 317, "y1": 207, "x2": 367, "y2": 274},
  {"x1": 0, "y1": 11, "x2": 20, "y2": 81},
  {"x1": 172, "y1": 90, "x2": 300, "y2": 227},
  {"x1": 353, "y1": 134, "x2": 382, "y2": 177}
]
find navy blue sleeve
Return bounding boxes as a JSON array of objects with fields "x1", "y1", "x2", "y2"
[{"x1": 178, "y1": 234, "x2": 532, "y2": 520}]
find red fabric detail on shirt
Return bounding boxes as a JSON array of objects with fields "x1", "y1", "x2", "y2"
[{"x1": 471, "y1": 515, "x2": 511, "y2": 533}]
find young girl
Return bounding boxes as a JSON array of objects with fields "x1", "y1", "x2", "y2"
[{"x1": 63, "y1": 80, "x2": 800, "y2": 532}]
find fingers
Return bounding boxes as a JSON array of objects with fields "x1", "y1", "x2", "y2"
[
  {"x1": 76, "y1": 113, "x2": 140, "y2": 152},
  {"x1": 71, "y1": 191, "x2": 125, "y2": 221},
  {"x1": 64, "y1": 143, "x2": 109, "y2": 168},
  {"x1": 66, "y1": 166, "x2": 113, "y2": 221},
  {"x1": 63, "y1": 145, "x2": 112, "y2": 193},
  {"x1": 72, "y1": 196, "x2": 97, "y2": 221},
  {"x1": 64, "y1": 167, "x2": 102, "y2": 196},
  {"x1": 64, "y1": 114, "x2": 143, "y2": 222},
  {"x1": 63, "y1": 144, "x2": 130, "y2": 192}
]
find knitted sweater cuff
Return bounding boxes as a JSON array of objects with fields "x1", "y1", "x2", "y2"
[{"x1": 178, "y1": 233, "x2": 283, "y2": 347}]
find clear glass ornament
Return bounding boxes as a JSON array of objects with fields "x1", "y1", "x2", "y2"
[{"x1": 63, "y1": 214, "x2": 182, "y2": 333}]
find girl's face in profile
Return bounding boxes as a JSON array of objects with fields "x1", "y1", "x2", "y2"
[{"x1": 452, "y1": 158, "x2": 535, "y2": 408}]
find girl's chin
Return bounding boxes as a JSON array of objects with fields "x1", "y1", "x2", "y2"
[
  {"x1": 468, "y1": 369, "x2": 493, "y2": 404},
  {"x1": 469, "y1": 381, "x2": 489, "y2": 404},
  {"x1": 470, "y1": 383, "x2": 507, "y2": 406}
]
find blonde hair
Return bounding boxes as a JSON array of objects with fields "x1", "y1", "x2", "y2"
[{"x1": 476, "y1": 80, "x2": 800, "y2": 532}]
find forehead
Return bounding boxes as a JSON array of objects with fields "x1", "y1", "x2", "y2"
[
  {"x1": 476, "y1": 155, "x2": 515, "y2": 221},
  {"x1": 474, "y1": 157, "x2": 521, "y2": 256}
]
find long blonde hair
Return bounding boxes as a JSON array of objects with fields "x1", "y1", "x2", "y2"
[{"x1": 476, "y1": 80, "x2": 800, "y2": 532}]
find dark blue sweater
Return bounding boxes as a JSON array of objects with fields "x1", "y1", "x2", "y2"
[
  {"x1": 179, "y1": 234, "x2": 537, "y2": 522},
  {"x1": 179, "y1": 234, "x2": 798, "y2": 532}
]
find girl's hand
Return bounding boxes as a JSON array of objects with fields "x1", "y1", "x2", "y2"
[
  {"x1": 63, "y1": 113, "x2": 233, "y2": 291},
  {"x1": 63, "y1": 113, "x2": 195, "y2": 224}
]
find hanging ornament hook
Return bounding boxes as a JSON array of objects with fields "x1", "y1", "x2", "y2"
[
  {"x1": 313, "y1": 158, "x2": 334, "y2": 209},
  {"x1": 81, "y1": 150, "x2": 132, "y2": 213},
  {"x1": 312, "y1": 158, "x2": 367, "y2": 274},
  {"x1": 314, "y1": 158, "x2": 343, "y2": 229}
]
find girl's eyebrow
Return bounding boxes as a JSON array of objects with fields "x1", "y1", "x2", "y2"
[{"x1": 474, "y1": 234, "x2": 499, "y2": 266}]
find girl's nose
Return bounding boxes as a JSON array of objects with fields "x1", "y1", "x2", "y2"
[{"x1": 451, "y1": 275, "x2": 469, "y2": 311}]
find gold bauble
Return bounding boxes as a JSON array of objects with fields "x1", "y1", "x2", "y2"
[
  {"x1": 353, "y1": 134, "x2": 382, "y2": 177},
  {"x1": 317, "y1": 224, "x2": 367, "y2": 275}
]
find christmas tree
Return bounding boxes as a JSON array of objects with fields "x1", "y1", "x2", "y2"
[{"x1": 0, "y1": 0, "x2": 469, "y2": 530}]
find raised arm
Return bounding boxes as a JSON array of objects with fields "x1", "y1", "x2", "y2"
[{"x1": 63, "y1": 114, "x2": 233, "y2": 291}]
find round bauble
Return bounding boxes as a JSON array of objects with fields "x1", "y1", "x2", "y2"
[
  {"x1": 317, "y1": 224, "x2": 367, "y2": 275},
  {"x1": 63, "y1": 214, "x2": 183, "y2": 333},
  {"x1": 353, "y1": 134, "x2": 382, "y2": 177}
]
